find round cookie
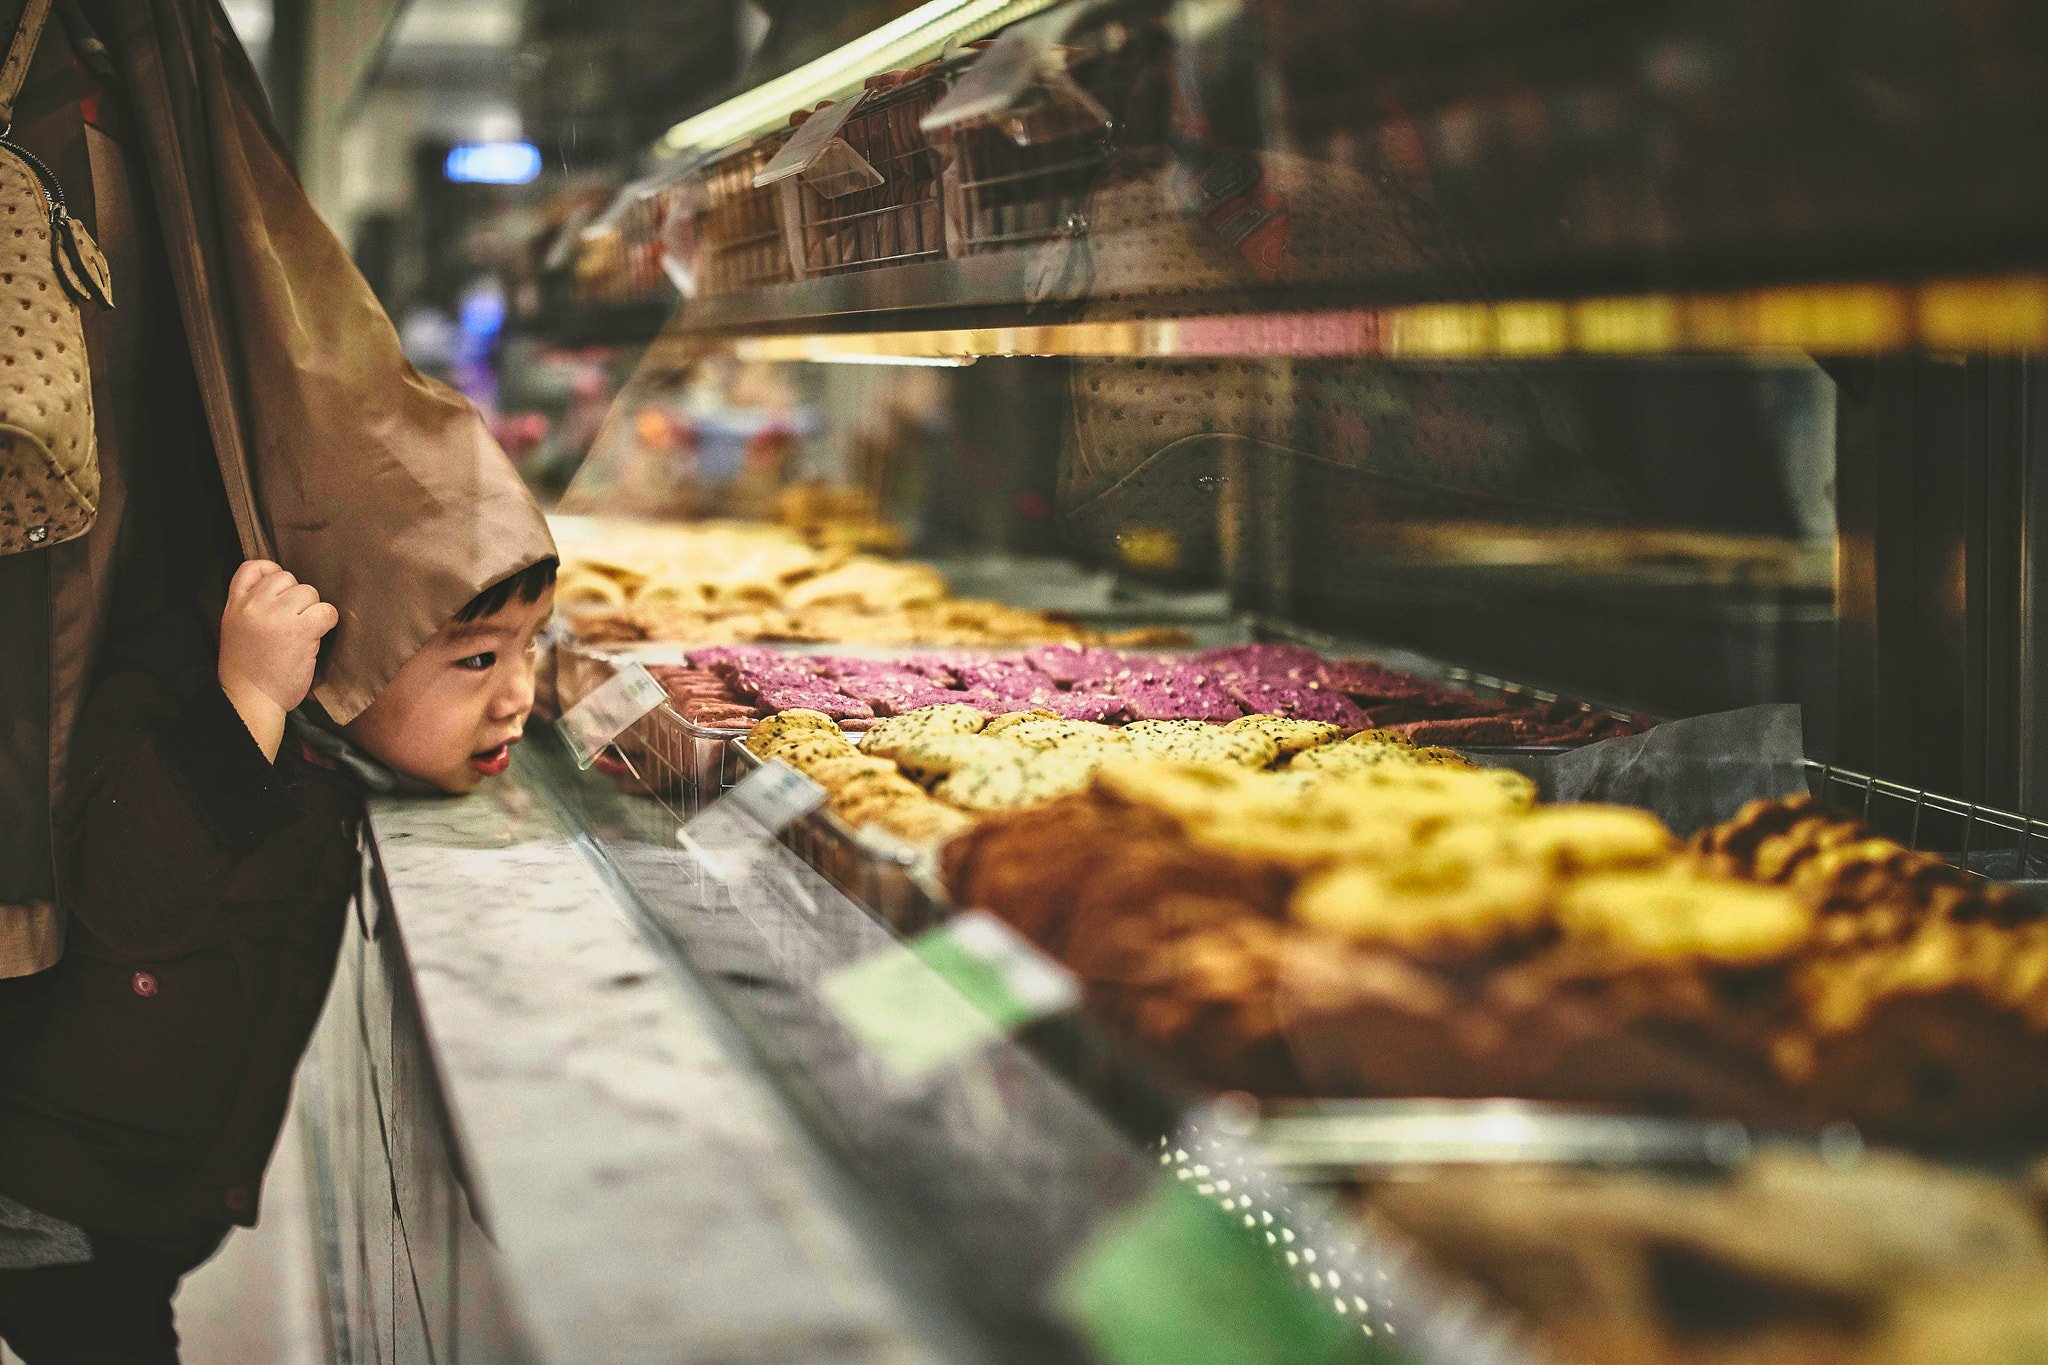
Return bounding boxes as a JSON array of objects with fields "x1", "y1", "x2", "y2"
[
  {"x1": 1223, "y1": 714, "x2": 1343, "y2": 757},
  {"x1": 852, "y1": 798, "x2": 976, "y2": 847},
  {"x1": 770, "y1": 735, "x2": 861, "y2": 775},
  {"x1": 745, "y1": 709, "x2": 841, "y2": 755},
  {"x1": 1122, "y1": 722, "x2": 1232, "y2": 762},
  {"x1": 830, "y1": 767, "x2": 925, "y2": 805},
  {"x1": 995, "y1": 718, "x2": 1134, "y2": 753},
  {"x1": 832, "y1": 775, "x2": 929, "y2": 825},
  {"x1": 858, "y1": 703, "x2": 990, "y2": 758},
  {"x1": 1186, "y1": 728, "x2": 1281, "y2": 769},
  {"x1": 1122, "y1": 719, "x2": 1215, "y2": 741},
  {"x1": 1292, "y1": 858, "x2": 1554, "y2": 949},
  {"x1": 1496, "y1": 804, "x2": 1674, "y2": 872},
  {"x1": 893, "y1": 733, "x2": 1017, "y2": 783},
  {"x1": 1470, "y1": 767, "x2": 1538, "y2": 811},
  {"x1": 1407, "y1": 746, "x2": 1479, "y2": 770},
  {"x1": 805, "y1": 754, "x2": 901, "y2": 791},
  {"x1": 1344, "y1": 728, "x2": 1417, "y2": 750},
  {"x1": 1558, "y1": 871, "x2": 1811, "y2": 964},
  {"x1": 934, "y1": 752, "x2": 1099, "y2": 813},
  {"x1": 1290, "y1": 742, "x2": 1417, "y2": 774},
  {"x1": 982, "y1": 709, "x2": 1061, "y2": 735},
  {"x1": 1091, "y1": 758, "x2": 1265, "y2": 822}
]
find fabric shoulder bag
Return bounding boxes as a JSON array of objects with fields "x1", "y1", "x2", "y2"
[{"x1": 0, "y1": 0, "x2": 110, "y2": 557}]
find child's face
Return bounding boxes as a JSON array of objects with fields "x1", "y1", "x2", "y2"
[{"x1": 344, "y1": 588, "x2": 554, "y2": 794}]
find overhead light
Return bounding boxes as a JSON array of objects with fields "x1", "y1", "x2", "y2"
[
  {"x1": 445, "y1": 142, "x2": 541, "y2": 185},
  {"x1": 657, "y1": 0, "x2": 1057, "y2": 157}
]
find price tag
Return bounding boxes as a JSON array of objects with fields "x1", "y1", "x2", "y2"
[
  {"x1": 754, "y1": 92, "x2": 865, "y2": 186},
  {"x1": 818, "y1": 911, "x2": 1080, "y2": 1082},
  {"x1": 1053, "y1": 1182, "x2": 1376, "y2": 1365},
  {"x1": 725, "y1": 758, "x2": 829, "y2": 833},
  {"x1": 557, "y1": 660, "x2": 665, "y2": 769},
  {"x1": 676, "y1": 759, "x2": 827, "y2": 879}
]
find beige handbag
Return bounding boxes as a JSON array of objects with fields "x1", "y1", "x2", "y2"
[{"x1": 0, "y1": 0, "x2": 111, "y2": 557}]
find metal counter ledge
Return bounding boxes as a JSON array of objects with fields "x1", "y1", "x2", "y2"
[{"x1": 293, "y1": 742, "x2": 971, "y2": 1365}]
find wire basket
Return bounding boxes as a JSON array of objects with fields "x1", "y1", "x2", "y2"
[
  {"x1": 787, "y1": 76, "x2": 953, "y2": 277},
  {"x1": 1803, "y1": 760, "x2": 2048, "y2": 881},
  {"x1": 683, "y1": 135, "x2": 795, "y2": 295},
  {"x1": 574, "y1": 193, "x2": 669, "y2": 306},
  {"x1": 947, "y1": 121, "x2": 1110, "y2": 253},
  {"x1": 941, "y1": 16, "x2": 1170, "y2": 254}
]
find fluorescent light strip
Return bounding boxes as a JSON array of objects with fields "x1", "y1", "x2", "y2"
[
  {"x1": 659, "y1": 0, "x2": 1056, "y2": 157},
  {"x1": 714, "y1": 275, "x2": 2048, "y2": 360}
]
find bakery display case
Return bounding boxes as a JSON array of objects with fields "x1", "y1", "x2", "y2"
[{"x1": 311, "y1": 1, "x2": 2048, "y2": 1361}]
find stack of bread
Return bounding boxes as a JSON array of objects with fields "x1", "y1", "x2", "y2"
[
  {"x1": 552, "y1": 518, "x2": 1110, "y2": 648},
  {"x1": 941, "y1": 770, "x2": 2048, "y2": 1143}
]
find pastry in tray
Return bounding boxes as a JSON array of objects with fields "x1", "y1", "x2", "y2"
[
  {"x1": 615, "y1": 641, "x2": 1650, "y2": 740},
  {"x1": 1353, "y1": 1147, "x2": 2048, "y2": 1365},
  {"x1": 940, "y1": 782, "x2": 2048, "y2": 1146},
  {"x1": 552, "y1": 514, "x2": 1111, "y2": 648},
  {"x1": 733, "y1": 700, "x2": 1452, "y2": 857}
]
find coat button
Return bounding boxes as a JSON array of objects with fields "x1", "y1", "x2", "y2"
[
  {"x1": 131, "y1": 971, "x2": 157, "y2": 997},
  {"x1": 224, "y1": 1187, "x2": 252, "y2": 1213}
]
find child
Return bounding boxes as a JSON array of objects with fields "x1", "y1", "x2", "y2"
[{"x1": 0, "y1": 551, "x2": 556, "y2": 1360}]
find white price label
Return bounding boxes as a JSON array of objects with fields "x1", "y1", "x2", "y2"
[
  {"x1": 725, "y1": 759, "x2": 828, "y2": 833},
  {"x1": 676, "y1": 759, "x2": 826, "y2": 878},
  {"x1": 557, "y1": 660, "x2": 666, "y2": 769}
]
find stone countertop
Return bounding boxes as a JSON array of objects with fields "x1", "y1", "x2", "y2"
[{"x1": 363, "y1": 752, "x2": 970, "y2": 1365}]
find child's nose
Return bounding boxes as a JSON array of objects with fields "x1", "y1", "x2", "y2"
[{"x1": 492, "y1": 656, "x2": 536, "y2": 719}]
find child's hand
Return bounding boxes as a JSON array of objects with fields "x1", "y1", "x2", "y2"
[{"x1": 218, "y1": 560, "x2": 339, "y2": 760}]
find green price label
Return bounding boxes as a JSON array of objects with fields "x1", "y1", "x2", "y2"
[
  {"x1": 819, "y1": 912, "x2": 1080, "y2": 1082},
  {"x1": 1054, "y1": 1181, "x2": 1396, "y2": 1365}
]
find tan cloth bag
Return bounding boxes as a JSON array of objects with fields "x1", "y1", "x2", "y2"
[{"x1": 0, "y1": 0, "x2": 110, "y2": 556}]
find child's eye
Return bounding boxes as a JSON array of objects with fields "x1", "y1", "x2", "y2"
[{"x1": 456, "y1": 652, "x2": 496, "y2": 672}]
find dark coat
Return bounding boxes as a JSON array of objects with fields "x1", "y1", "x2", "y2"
[
  {"x1": 0, "y1": 663, "x2": 361, "y2": 1247},
  {"x1": 0, "y1": 0, "x2": 553, "y2": 976}
]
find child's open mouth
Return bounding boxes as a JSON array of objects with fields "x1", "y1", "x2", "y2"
[{"x1": 470, "y1": 743, "x2": 513, "y2": 777}]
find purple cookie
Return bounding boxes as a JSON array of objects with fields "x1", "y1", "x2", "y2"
[
  {"x1": 1098, "y1": 680, "x2": 1241, "y2": 722},
  {"x1": 811, "y1": 658, "x2": 926, "y2": 682},
  {"x1": 950, "y1": 658, "x2": 1044, "y2": 694},
  {"x1": 1223, "y1": 675, "x2": 1368, "y2": 726},
  {"x1": 838, "y1": 675, "x2": 965, "y2": 715},
  {"x1": 686, "y1": 644, "x2": 784, "y2": 673},
  {"x1": 1197, "y1": 643, "x2": 1325, "y2": 678},
  {"x1": 1030, "y1": 690, "x2": 1127, "y2": 723},
  {"x1": 805, "y1": 657, "x2": 876, "y2": 677},
  {"x1": 954, "y1": 687, "x2": 1038, "y2": 714},
  {"x1": 898, "y1": 652, "x2": 981, "y2": 684},
  {"x1": 1081, "y1": 663, "x2": 1241, "y2": 722},
  {"x1": 754, "y1": 685, "x2": 875, "y2": 720},
  {"x1": 730, "y1": 662, "x2": 829, "y2": 698},
  {"x1": 1317, "y1": 659, "x2": 1463, "y2": 706},
  {"x1": 1023, "y1": 645, "x2": 1128, "y2": 686}
]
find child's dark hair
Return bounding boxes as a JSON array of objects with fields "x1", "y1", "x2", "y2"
[{"x1": 454, "y1": 558, "x2": 557, "y2": 624}]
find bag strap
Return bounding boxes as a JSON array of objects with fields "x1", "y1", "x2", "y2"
[{"x1": 0, "y1": 0, "x2": 54, "y2": 131}]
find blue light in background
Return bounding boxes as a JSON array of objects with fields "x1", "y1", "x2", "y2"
[
  {"x1": 458, "y1": 285, "x2": 506, "y2": 344},
  {"x1": 445, "y1": 142, "x2": 542, "y2": 185}
]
